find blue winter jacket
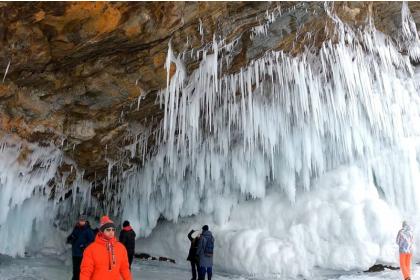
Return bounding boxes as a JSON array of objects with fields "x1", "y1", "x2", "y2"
[
  {"x1": 66, "y1": 224, "x2": 94, "y2": 257},
  {"x1": 197, "y1": 230, "x2": 214, "y2": 268}
]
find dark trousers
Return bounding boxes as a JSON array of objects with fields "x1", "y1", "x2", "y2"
[
  {"x1": 72, "y1": 256, "x2": 83, "y2": 280},
  {"x1": 198, "y1": 266, "x2": 212, "y2": 280},
  {"x1": 190, "y1": 260, "x2": 199, "y2": 280},
  {"x1": 128, "y1": 253, "x2": 134, "y2": 270}
]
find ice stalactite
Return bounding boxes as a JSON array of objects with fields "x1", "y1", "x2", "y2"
[{"x1": 401, "y1": 1, "x2": 420, "y2": 62}]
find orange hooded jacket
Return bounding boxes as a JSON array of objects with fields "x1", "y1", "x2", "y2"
[{"x1": 80, "y1": 233, "x2": 132, "y2": 280}]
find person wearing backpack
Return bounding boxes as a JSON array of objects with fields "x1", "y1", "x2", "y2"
[{"x1": 196, "y1": 225, "x2": 214, "y2": 280}]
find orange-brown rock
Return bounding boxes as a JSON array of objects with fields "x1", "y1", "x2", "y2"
[{"x1": 0, "y1": 2, "x2": 418, "y2": 188}]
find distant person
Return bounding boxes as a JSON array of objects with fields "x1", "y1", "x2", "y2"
[
  {"x1": 187, "y1": 229, "x2": 200, "y2": 280},
  {"x1": 80, "y1": 215, "x2": 132, "y2": 280},
  {"x1": 119, "y1": 220, "x2": 136, "y2": 270},
  {"x1": 66, "y1": 215, "x2": 94, "y2": 280},
  {"x1": 86, "y1": 220, "x2": 99, "y2": 237},
  {"x1": 396, "y1": 221, "x2": 414, "y2": 280},
  {"x1": 197, "y1": 225, "x2": 214, "y2": 280}
]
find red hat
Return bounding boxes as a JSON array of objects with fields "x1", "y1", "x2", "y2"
[{"x1": 99, "y1": 215, "x2": 115, "y2": 232}]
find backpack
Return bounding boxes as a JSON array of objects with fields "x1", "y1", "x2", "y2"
[{"x1": 203, "y1": 236, "x2": 214, "y2": 257}]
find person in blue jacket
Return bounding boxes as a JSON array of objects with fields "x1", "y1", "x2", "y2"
[
  {"x1": 197, "y1": 225, "x2": 214, "y2": 280},
  {"x1": 66, "y1": 215, "x2": 94, "y2": 280}
]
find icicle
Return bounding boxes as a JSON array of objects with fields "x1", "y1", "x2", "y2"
[
  {"x1": 2, "y1": 59, "x2": 10, "y2": 83},
  {"x1": 199, "y1": 18, "x2": 204, "y2": 43}
]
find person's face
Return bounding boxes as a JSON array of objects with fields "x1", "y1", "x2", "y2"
[
  {"x1": 79, "y1": 220, "x2": 86, "y2": 226},
  {"x1": 103, "y1": 227, "x2": 115, "y2": 238}
]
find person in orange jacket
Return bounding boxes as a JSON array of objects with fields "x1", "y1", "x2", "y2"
[{"x1": 80, "y1": 216, "x2": 132, "y2": 280}]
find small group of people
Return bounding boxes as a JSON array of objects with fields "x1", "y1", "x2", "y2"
[
  {"x1": 187, "y1": 225, "x2": 215, "y2": 280},
  {"x1": 66, "y1": 215, "x2": 136, "y2": 280},
  {"x1": 68, "y1": 215, "x2": 215, "y2": 280},
  {"x1": 66, "y1": 217, "x2": 414, "y2": 280}
]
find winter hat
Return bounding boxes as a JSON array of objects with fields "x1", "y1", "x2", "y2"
[
  {"x1": 202, "y1": 225, "x2": 209, "y2": 231},
  {"x1": 123, "y1": 220, "x2": 130, "y2": 227},
  {"x1": 99, "y1": 215, "x2": 115, "y2": 232},
  {"x1": 79, "y1": 214, "x2": 87, "y2": 221},
  {"x1": 403, "y1": 221, "x2": 409, "y2": 228}
]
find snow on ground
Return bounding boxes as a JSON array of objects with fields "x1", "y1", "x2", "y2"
[
  {"x1": 0, "y1": 254, "x2": 247, "y2": 280},
  {"x1": 0, "y1": 253, "x2": 418, "y2": 280}
]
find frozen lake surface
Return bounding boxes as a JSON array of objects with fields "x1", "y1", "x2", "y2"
[
  {"x1": 0, "y1": 254, "x2": 416, "y2": 280},
  {"x1": 0, "y1": 254, "x2": 244, "y2": 280}
]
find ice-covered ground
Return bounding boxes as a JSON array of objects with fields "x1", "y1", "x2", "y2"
[
  {"x1": 0, "y1": 253, "x2": 416, "y2": 280},
  {"x1": 0, "y1": 254, "x2": 261, "y2": 280}
]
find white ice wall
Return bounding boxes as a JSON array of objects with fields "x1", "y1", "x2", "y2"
[
  {"x1": 0, "y1": 136, "x2": 62, "y2": 256},
  {"x1": 137, "y1": 166, "x2": 406, "y2": 278}
]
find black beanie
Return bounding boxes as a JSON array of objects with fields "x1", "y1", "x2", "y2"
[
  {"x1": 99, "y1": 216, "x2": 115, "y2": 232},
  {"x1": 123, "y1": 220, "x2": 130, "y2": 227},
  {"x1": 202, "y1": 225, "x2": 209, "y2": 231}
]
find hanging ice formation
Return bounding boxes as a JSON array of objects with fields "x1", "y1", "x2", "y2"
[
  {"x1": 122, "y1": 3, "x2": 420, "y2": 276},
  {"x1": 1, "y1": 2, "x2": 420, "y2": 277},
  {"x1": 122, "y1": 2, "x2": 420, "y2": 233},
  {"x1": 0, "y1": 136, "x2": 61, "y2": 255}
]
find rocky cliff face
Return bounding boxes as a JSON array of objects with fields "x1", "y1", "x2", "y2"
[{"x1": 0, "y1": 1, "x2": 418, "y2": 195}]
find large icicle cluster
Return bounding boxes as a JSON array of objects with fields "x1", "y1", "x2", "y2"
[
  {"x1": 0, "y1": 136, "x2": 98, "y2": 256},
  {"x1": 0, "y1": 136, "x2": 62, "y2": 256},
  {"x1": 400, "y1": 2, "x2": 420, "y2": 62},
  {"x1": 121, "y1": 4, "x2": 420, "y2": 277},
  {"x1": 122, "y1": 5, "x2": 420, "y2": 234}
]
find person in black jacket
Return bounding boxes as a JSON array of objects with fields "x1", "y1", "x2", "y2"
[
  {"x1": 66, "y1": 215, "x2": 94, "y2": 280},
  {"x1": 88, "y1": 220, "x2": 99, "y2": 237},
  {"x1": 187, "y1": 229, "x2": 200, "y2": 280},
  {"x1": 119, "y1": 220, "x2": 136, "y2": 269}
]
